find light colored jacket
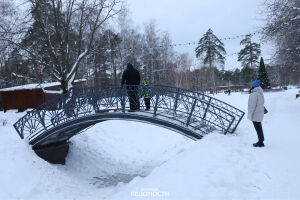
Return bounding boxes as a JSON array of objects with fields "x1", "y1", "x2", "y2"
[{"x1": 248, "y1": 86, "x2": 265, "y2": 122}]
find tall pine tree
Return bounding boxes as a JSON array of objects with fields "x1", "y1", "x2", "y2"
[
  {"x1": 238, "y1": 34, "x2": 261, "y2": 68},
  {"x1": 258, "y1": 57, "x2": 270, "y2": 89},
  {"x1": 195, "y1": 29, "x2": 226, "y2": 92}
]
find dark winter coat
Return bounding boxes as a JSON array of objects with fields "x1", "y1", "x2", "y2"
[{"x1": 121, "y1": 64, "x2": 140, "y2": 85}]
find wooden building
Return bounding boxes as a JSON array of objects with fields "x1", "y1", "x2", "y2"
[{"x1": 0, "y1": 80, "x2": 86, "y2": 112}]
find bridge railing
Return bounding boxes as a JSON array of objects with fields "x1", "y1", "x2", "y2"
[
  {"x1": 13, "y1": 85, "x2": 244, "y2": 141},
  {"x1": 158, "y1": 85, "x2": 245, "y2": 133}
]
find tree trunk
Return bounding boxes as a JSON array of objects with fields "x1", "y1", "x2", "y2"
[
  {"x1": 111, "y1": 53, "x2": 116, "y2": 85},
  {"x1": 61, "y1": 79, "x2": 68, "y2": 94},
  {"x1": 209, "y1": 56, "x2": 215, "y2": 94}
]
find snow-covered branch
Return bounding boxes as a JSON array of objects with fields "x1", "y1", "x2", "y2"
[{"x1": 67, "y1": 49, "x2": 88, "y2": 79}]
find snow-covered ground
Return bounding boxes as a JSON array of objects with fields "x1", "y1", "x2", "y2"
[{"x1": 0, "y1": 88, "x2": 299, "y2": 200}]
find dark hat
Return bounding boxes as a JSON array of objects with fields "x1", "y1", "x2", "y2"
[{"x1": 127, "y1": 63, "x2": 133, "y2": 69}]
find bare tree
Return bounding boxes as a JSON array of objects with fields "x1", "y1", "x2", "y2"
[
  {"x1": 0, "y1": 1, "x2": 27, "y2": 65},
  {"x1": 0, "y1": 0, "x2": 32, "y2": 87},
  {"x1": 1, "y1": 0, "x2": 122, "y2": 93},
  {"x1": 262, "y1": 0, "x2": 300, "y2": 85},
  {"x1": 32, "y1": 0, "x2": 122, "y2": 93}
]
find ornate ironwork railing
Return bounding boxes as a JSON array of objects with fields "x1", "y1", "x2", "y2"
[{"x1": 13, "y1": 85, "x2": 244, "y2": 144}]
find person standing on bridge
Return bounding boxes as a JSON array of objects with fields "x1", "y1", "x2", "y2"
[
  {"x1": 248, "y1": 80, "x2": 265, "y2": 147},
  {"x1": 121, "y1": 63, "x2": 141, "y2": 112},
  {"x1": 140, "y1": 78, "x2": 152, "y2": 111}
]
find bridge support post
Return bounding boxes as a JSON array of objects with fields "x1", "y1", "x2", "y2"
[
  {"x1": 186, "y1": 99, "x2": 197, "y2": 126},
  {"x1": 121, "y1": 87, "x2": 126, "y2": 113},
  {"x1": 203, "y1": 98, "x2": 212, "y2": 120},
  {"x1": 33, "y1": 141, "x2": 70, "y2": 165},
  {"x1": 91, "y1": 88, "x2": 100, "y2": 112},
  {"x1": 153, "y1": 90, "x2": 160, "y2": 116},
  {"x1": 37, "y1": 111, "x2": 46, "y2": 130},
  {"x1": 173, "y1": 88, "x2": 180, "y2": 112}
]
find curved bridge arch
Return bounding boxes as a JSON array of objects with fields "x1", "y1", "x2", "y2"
[
  {"x1": 14, "y1": 85, "x2": 245, "y2": 148},
  {"x1": 29, "y1": 113, "x2": 203, "y2": 147}
]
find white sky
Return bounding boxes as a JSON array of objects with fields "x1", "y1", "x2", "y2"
[{"x1": 125, "y1": 0, "x2": 274, "y2": 70}]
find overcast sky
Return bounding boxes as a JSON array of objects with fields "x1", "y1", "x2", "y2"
[{"x1": 125, "y1": 0, "x2": 274, "y2": 70}]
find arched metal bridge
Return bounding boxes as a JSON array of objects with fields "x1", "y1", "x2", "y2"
[{"x1": 13, "y1": 85, "x2": 245, "y2": 149}]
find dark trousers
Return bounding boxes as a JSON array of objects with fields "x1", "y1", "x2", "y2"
[
  {"x1": 127, "y1": 86, "x2": 140, "y2": 110},
  {"x1": 144, "y1": 97, "x2": 150, "y2": 110},
  {"x1": 253, "y1": 122, "x2": 264, "y2": 143}
]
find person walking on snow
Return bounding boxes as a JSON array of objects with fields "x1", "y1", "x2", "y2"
[
  {"x1": 121, "y1": 63, "x2": 141, "y2": 111},
  {"x1": 140, "y1": 78, "x2": 152, "y2": 110},
  {"x1": 248, "y1": 80, "x2": 265, "y2": 147}
]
